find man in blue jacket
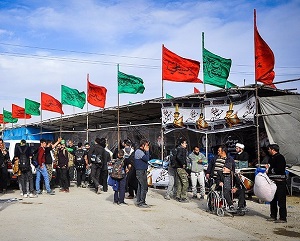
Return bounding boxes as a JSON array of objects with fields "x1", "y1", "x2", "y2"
[{"x1": 134, "y1": 139, "x2": 150, "y2": 208}]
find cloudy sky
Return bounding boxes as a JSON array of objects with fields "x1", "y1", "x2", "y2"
[{"x1": 0, "y1": 0, "x2": 299, "y2": 123}]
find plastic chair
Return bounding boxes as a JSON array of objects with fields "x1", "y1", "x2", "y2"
[{"x1": 291, "y1": 176, "x2": 300, "y2": 196}]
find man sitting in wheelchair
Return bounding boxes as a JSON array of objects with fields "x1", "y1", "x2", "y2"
[{"x1": 215, "y1": 162, "x2": 246, "y2": 212}]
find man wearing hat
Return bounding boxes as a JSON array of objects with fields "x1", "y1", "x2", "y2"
[
  {"x1": 215, "y1": 161, "x2": 246, "y2": 212},
  {"x1": 235, "y1": 143, "x2": 249, "y2": 168}
]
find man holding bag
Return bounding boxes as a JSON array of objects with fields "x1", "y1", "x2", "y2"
[{"x1": 266, "y1": 144, "x2": 287, "y2": 223}]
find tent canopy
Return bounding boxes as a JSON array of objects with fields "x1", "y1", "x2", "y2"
[{"x1": 260, "y1": 95, "x2": 300, "y2": 166}]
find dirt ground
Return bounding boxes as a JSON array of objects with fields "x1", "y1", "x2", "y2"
[{"x1": 0, "y1": 185, "x2": 299, "y2": 241}]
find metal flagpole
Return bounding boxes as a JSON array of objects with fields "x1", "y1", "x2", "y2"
[
  {"x1": 40, "y1": 110, "x2": 43, "y2": 139},
  {"x1": 254, "y1": 9, "x2": 260, "y2": 164},
  {"x1": 202, "y1": 32, "x2": 207, "y2": 97},
  {"x1": 60, "y1": 114, "x2": 62, "y2": 137},
  {"x1": 161, "y1": 44, "x2": 164, "y2": 161},
  {"x1": 117, "y1": 64, "x2": 120, "y2": 149},
  {"x1": 86, "y1": 73, "x2": 89, "y2": 143}
]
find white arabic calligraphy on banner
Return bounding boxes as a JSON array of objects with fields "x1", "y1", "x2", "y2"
[{"x1": 162, "y1": 96, "x2": 256, "y2": 133}]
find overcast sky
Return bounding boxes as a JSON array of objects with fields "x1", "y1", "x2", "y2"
[{"x1": 0, "y1": 0, "x2": 299, "y2": 123}]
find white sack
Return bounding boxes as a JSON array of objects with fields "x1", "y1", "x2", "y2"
[{"x1": 254, "y1": 172, "x2": 277, "y2": 202}]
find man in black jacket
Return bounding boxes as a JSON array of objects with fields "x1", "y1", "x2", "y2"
[
  {"x1": 266, "y1": 144, "x2": 287, "y2": 223},
  {"x1": 174, "y1": 137, "x2": 189, "y2": 203},
  {"x1": 88, "y1": 137, "x2": 107, "y2": 194}
]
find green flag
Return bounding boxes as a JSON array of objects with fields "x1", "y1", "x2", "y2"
[
  {"x1": 203, "y1": 47, "x2": 236, "y2": 89},
  {"x1": 118, "y1": 71, "x2": 145, "y2": 94},
  {"x1": 3, "y1": 109, "x2": 18, "y2": 123},
  {"x1": 25, "y1": 98, "x2": 41, "y2": 116},
  {"x1": 61, "y1": 85, "x2": 86, "y2": 109},
  {"x1": 166, "y1": 93, "x2": 174, "y2": 99}
]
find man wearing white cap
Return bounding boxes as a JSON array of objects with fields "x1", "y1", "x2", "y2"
[{"x1": 235, "y1": 143, "x2": 249, "y2": 163}]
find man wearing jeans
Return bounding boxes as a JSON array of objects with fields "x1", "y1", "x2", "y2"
[
  {"x1": 134, "y1": 139, "x2": 150, "y2": 208},
  {"x1": 36, "y1": 139, "x2": 55, "y2": 195},
  {"x1": 188, "y1": 146, "x2": 207, "y2": 199}
]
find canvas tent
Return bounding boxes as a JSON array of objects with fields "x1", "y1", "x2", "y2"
[{"x1": 259, "y1": 95, "x2": 300, "y2": 166}]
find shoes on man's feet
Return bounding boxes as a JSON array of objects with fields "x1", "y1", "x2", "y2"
[
  {"x1": 138, "y1": 203, "x2": 150, "y2": 208},
  {"x1": 199, "y1": 195, "x2": 205, "y2": 199},
  {"x1": 97, "y1": 185, "x2": 101, "y2": 194},
  {"x1": 23, "y1": 193, "x2": 28, "y2": 198},
  {"x1": 181, "y1": 198, "x2": 189, "y2": 203},
  {"x1": 119, "y1": 202, "x2": 129, "y2": 206},
  {"x1": 47, "y1": 190, "x2": 55, "y2": 195},
  {"x1": 126, "y1": 195, "x2": 134, "y2": 199},
  {"x1": 274, "y1": 219, "x2": 287, "y2": 223},
  {"x1": 164, "y1": 195, "x2": 171, "y2": 200},
  {"x1": 175, "y1": 197, "x2": 182, "y2": 202},
  {"x1": 266, "y1": 217, "x2": 277, "y2": 222},
  {"x1": 192, "y1": 195, "x2": 197, "y2": 199},
  {"x1": 228, "y1": 205, "x2": 236, "y2": 213},
  {"x1": 29, "y1": 193, "x2": 37, "y2": 198}
]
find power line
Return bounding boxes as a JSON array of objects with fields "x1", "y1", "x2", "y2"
[
  {"x1": 0, "y1": 51, "x2": 160, "y2": 69},
  {"x1": 0, "y1": 42, "x2": 161, "y2": 61}
]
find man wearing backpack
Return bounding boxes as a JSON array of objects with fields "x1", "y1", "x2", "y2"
[
  {"x1": 74, "y1": 142, "x2": 88, "y2": 188},
  {"x1": 36, "y1": 139, "x2": 55, "y2": 195},
  {"x1": 14, "y1": 140, "x2": 36, "y2": 198},
  {"x1": 88, "y1": 137, "x2": 107, "y2": 194}
]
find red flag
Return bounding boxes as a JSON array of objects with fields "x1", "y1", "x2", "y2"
[
  {"x1": 0, "y1": 114, "x2": 7, "y2": 124},
  {"x1": 87, "y1": 76, "x2": 107, "y2": 108},
  {"x1": 254, "y1": 10, "x2": 275, "y2": 88},
  {"x1": 12, "y1": 104, "x2": 31, "y2": 119},
  {"x1": 194, "y1": 87, "x2": 200, "y2": 94},
  {"x1": 162, "y1": 45, "x2": 202, "y2": 83},
  {"x1": 41, "y1": 92, "x2": 64, "y2": 114}
]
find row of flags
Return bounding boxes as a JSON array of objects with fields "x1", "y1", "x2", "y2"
[{"x1": 1, "y1": 10, "x2": 275, "y2": 124}]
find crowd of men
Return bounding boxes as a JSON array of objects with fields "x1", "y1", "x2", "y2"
[{"x1": 0, "y1": 137, "x2": 288, "y2": 221}]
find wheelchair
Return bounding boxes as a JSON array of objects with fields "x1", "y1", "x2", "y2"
[{"x1": 207, "y1": 184, "x2": 246, "y2": 217}]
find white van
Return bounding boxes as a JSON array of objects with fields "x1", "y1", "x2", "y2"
[
  {"x1": 3, "y1": 140, "x2": 57, "y2": 186},
  {"x1": 4, "y1": 140, "x2": 40, "y2": 161}
]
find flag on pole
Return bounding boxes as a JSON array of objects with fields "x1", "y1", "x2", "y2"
[
  {"x1": 202, "y1": 47, "x2": 236, "y2": 89},
  {"x1": 3, "y1": 109, "x2": 18, "y2": 123},
  {"x1": 25, "y1": 98, "x2": 40, "y2": 116},
  {"x1": 118, "y1": 71, "x2": 145, "y2": 94},
  {"x1": 254, "y1": 10, "x2": 275, "y2": 88},
  {"x1": 87, "y1": 80, "x2": 107, "y2": 108},
  {"x1": 162, "y1": 45, "x2": 201, "y2": 83},
  {"x1": 61, "y1": 85, "x2": 86, "y2": 109},
  {"x1": 0, "y1": 114, "x2": 7, "y2": 124},
  {"x1": 166, "y1": 93, "x2": 174, "y2": 99},
  {"x1": 194, "y1": 87, "x2": 200, "y2": 94},
  {"x1": 41, "y1": 92, "x2": 64, "y2": 114},
  {"x1": 12, "y1": 104, "x2": 31, "y2": 119}
]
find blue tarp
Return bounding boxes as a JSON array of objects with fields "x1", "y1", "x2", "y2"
[{"x1": 2, "y1": 127, "x2": 54, "y2": 140}]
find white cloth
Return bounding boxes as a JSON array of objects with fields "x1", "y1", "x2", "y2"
[{"x1": 254, "y1": 172, "x2": 277, "y2": 202}]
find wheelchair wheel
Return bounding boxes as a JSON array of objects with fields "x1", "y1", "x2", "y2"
[
  {"x1": 217, "y1": 208, "x2": 224, "y2": 217},
  {"x1": 207, "y1": 190, "x2": 220, "y2": 214}
]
